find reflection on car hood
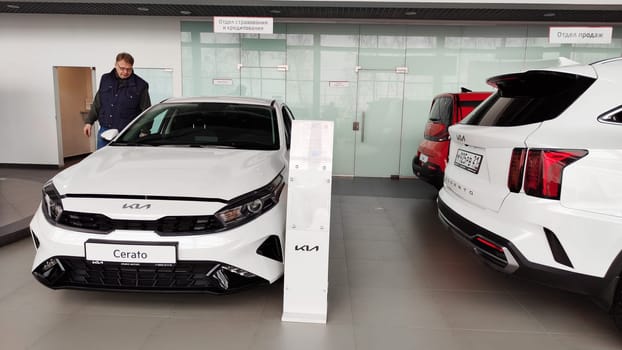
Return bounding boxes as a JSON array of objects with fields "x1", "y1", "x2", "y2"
[{"x1": 53, "y1": 146, "x2": 285, "y2": 200}]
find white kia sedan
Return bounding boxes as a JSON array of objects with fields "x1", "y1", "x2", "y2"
[
  {"x1": 30, "y1": 97, "x2": 295, "y2": 293},
  {"x1": 437, "y1": 57, "x2": 622, "y2": 328}
]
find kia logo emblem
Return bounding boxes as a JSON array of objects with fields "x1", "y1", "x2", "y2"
[{"x1": 122, "y1": 203, "x2": 151, "y2": 209}]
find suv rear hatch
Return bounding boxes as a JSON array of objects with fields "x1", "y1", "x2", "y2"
[{"x1": 444, "y1": 70, "x2": 595, "y2": 212}]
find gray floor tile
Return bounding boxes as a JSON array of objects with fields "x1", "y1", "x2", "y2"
[
  {"x1": 27, "y1": 314, "x2": 164, "y2": 350},
  {"x1": 140, "y1": 318, "x2": 259, "y2": 350},
  {"x1": 346, "y1": 259, "x2": 420, "y2": 289},
  {"x1": 250, "y1": 320, "x2": 356, "y2": 350},
  {"x1": 511, "y1": 290, "x2": 621, "y2": 336},
  {"x1": 0, "y1": 309, "x2": 70, "y2": 350},
  {"x1": 344, "y1": 240, "x2": 410, "y2": 262},
  {"x1": 552, "y1": 332, "x2": 622, "y2": 350},
  {"x1": 349, "y1": 287, "x2": 450, "y2": 328},
  {"x1": 354, "y1": 326, "x2": 467, "y2": 350},
  {"x1": 431, "y1": 290, "x2": 545, "y2": 332},
  {"x1": 456, "y1": 329, "x2": 565, "y2": 350}
]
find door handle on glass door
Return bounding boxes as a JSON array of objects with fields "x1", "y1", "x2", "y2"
[{"x1": 361, "y1": 111, "x2": 365, "y2": 143}]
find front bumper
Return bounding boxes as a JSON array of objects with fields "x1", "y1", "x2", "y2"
[
  {"x1": 436, "y1": 193, "x2": 621, "y2": 310},
  {"x1": 30, "y1": 202, "x2": 285, "y2": 293}
]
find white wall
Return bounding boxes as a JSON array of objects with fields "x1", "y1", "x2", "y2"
[{"x1": 0, "y1": 14, "x2": 184, "y2": 165}]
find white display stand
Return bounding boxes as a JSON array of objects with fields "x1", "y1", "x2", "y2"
[{"x1": 282, "y1": 120, "x2": 334, "y2": 324}]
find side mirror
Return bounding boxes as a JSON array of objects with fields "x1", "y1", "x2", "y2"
[{"x1": 100, "y1": 128, "x2": 119, "y2": 141}]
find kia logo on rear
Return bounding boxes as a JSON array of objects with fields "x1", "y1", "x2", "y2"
[
  {"x1": 457, "y1": 134, "x2": 466, "y2": 142},
  {"x1": 122, "y1": 203, "x2": 151, "y2": 209}
]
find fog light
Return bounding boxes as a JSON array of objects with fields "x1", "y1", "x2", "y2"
[
  {"x1": 222, "y1": 264, "x2": 256, "y2": 278},
  {"x1": 36, "y1": 258, "x2": 65, "y2": 281},
  {"x1": 42, "y1": 258, "x2": 58, "y2": 272}
]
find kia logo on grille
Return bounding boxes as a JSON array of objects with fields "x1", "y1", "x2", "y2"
[{"x1": 122, "y1": 203, "x2": 151, "y2": 209}]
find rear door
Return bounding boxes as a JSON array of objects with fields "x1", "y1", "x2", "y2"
[
  {"x1": 444, "y1": 70, "x2": 595, "y2": 212},
  {"x1": 444, "y1": 123, "x2": 539, "y2": 211}
]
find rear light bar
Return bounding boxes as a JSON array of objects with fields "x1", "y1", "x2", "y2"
[
  {"x1": 507, "y1": 148, "x2": 587, "y2": 200},
  {"x1": 507, "y1": 148, "x2": 526, "y2": 192}
]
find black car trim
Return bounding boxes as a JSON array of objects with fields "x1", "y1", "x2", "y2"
[
  {"x1": 32, "y1": 255, "x2": 269, "y2": 294},
  {"x1": 437, "y1": 196, "x2": 621, "y2": 311},
  {"x1": 63, "y1": 193, "x2": 228, "y2": 203}
]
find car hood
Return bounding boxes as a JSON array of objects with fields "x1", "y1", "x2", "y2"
[{"x1": 53, "y1": 146, "x2": 286, "y2": 200}]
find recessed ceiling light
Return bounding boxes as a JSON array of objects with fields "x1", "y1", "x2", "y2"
[
  {"x1": 405, "y1": 11, "x2": 417, "y2": 16},
  {"x1": 7, "y1": 4, "x2": 20, "y2": 9},
  {"x1": 137, "y1": 7, "x2": 149, "y2": 12},
  {"x1": 180, "y1": 10, "x2": 192, "y2": 15},
  {"x1": 543, "y1": 12, "x2": 556, "y2": 17},
  {"x1": 270, "y1": 9, "x2": 281, "y2": 14}
]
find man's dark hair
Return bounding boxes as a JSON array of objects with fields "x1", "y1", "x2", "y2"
[{"x1": 116, "y1": 52, "x2": 134, "y2": 65}]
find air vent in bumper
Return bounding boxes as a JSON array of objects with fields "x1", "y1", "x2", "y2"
[{"x1": 32, "y1": 257, "x2": 267, "y2": 293}]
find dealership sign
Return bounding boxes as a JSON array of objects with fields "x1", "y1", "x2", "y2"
[
  {"x1": 549, "y1": 27, "x2": 613, "y2": 44},
  {"x1": 214, "y1": 16, "x2": 273, "y2": 34}
]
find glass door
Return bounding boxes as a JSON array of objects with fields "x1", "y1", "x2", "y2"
[
  {"x1": 239, "y1": 34, "x2": 287, "y2": 99},
  {"x1": 354, "y1": 69, "x2": 405, "y2": 177},
  {"x1": 353, "y1": 25, "x2": 407, "y2": 177}
]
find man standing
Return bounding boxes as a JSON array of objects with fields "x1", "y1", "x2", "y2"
[{"x1": 83, "y1": 52, "x2": 151, "y2": 149}]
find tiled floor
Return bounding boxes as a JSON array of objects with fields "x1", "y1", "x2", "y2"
[{"x1": 1, "y1": 170, "x2": 622, "y2": 349}]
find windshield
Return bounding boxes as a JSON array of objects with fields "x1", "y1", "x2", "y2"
[{"x1": 113, "y1": 102, "x2": 280, "y2": 150}]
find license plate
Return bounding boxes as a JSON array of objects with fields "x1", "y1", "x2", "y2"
[
  {"x1": 419, "y1": 153, "x2": 429, "y2": 163},
  {"x1": 454, "y1": 149, "x2": 483, "y2": 174},
  {"x1": 85, "y1": 241, "x2": 177, "y2": 264}
]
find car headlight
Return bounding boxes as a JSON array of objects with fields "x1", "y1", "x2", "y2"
[
  {"x1": 41, "y1": 181, "x2": 64, "y2": 223},
  {"x1": 215, "y1": 174, "x2": 285, "y2": 229}
]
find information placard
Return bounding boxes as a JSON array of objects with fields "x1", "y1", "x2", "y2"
[
  {"x1": 282, "y1": 120, "x2": 334, "y2": 324},
  {"x1": 214, "y1": 17, "x2": 273, "y2": 34}
]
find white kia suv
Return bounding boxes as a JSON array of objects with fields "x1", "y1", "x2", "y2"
[
  {"x1": 30, "y1": 97, "x2": 294, "y2": 293},
  {"x1": 437, "y1": 57, "x2": 622, "y2": 329}
]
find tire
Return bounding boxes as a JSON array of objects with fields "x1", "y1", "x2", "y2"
[{"x1": 613, "y1": 280, "x2": 622, "y2": 331}]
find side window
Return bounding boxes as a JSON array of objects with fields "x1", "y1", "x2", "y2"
[
  {"x1": 428, "y1": 97, "x2": 453, "y2": 125},
  {"x1": 282, "y1": 105, "x2": 294, "y2": 149},
  {"x1": 150, "y1": 110, "x2": 168, "y2": 134},
  {"x1": 598, "y1": 106, "x2": 622, "y2": 124}
]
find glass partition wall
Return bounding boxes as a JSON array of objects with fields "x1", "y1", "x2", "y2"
[{"x1": 181, "y1": 21, "x2": 622, "y2": 177}]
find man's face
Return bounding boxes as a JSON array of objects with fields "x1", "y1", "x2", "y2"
[{"x1": 115, "y1": 59, "x2": 133, "y2": 79}]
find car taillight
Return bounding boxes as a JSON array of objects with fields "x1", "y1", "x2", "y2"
[
  {"x1": 507, "y1": 148, "x2": 527, "y2": 193},
  {"x1": 523, "y1": 149, "x2": 587, "y2": 199},
  {"x1": 424, "y1": 121, "x2": 450, "y2": 141}
]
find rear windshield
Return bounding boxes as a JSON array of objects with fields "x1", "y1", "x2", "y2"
[
  {"x1": 462, "y1": 71, "x2": 595, "y2": 126},
  {"x1": 114, "y1": 102, "x2": 279, "y2": 150},
  {"x1": 428, "y1": 96, "x2": 453, "y2": 124}
]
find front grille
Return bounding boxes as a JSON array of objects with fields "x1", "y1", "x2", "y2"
[
  {"x1": 57, "y1": 211, "x2": 224, "y2": 235},
  {"x1": 36, "y1": 257, "x2": 266, "y2": 293}
]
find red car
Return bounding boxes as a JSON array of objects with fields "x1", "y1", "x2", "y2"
[{"x1": 412, "y1": 89, "x2": 491, "y2": 188}]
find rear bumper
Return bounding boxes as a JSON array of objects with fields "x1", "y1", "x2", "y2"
[
  {"x1": 436, "y1": 196, "x2": 620, "y2": 310},
  {"x1": 412, "y1": 155, "x2": 444, "y2": 188}
]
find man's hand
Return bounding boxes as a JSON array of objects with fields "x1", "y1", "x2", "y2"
[{"x1": 83, "y1": 124, "x2": 92, "y2": 137}]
